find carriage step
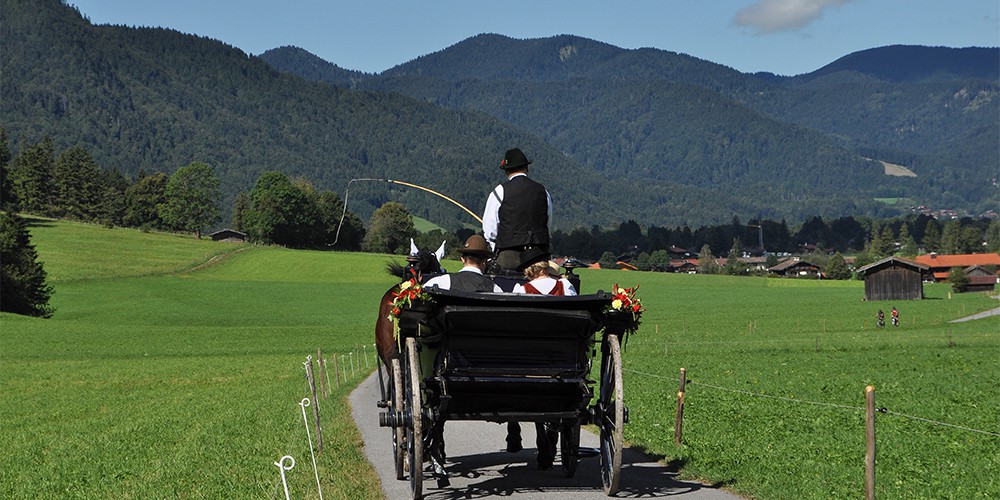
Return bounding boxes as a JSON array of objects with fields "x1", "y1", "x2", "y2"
[
  {"x1": 376, "y1": 399, "x2": 389, "y2": 408},
  {"x1": 577, "y1": 447, "x2": 599, "y2": 458}
]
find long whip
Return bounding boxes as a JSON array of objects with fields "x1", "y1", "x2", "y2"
[{"x1": 332, "y1": 178, "x2": 483, "y2": 246}]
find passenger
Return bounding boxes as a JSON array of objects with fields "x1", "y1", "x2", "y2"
[
  {"x1": 482, "y1": 147, "x2": 553, "y2": 272},
  {"x1": 512, "y1": 260, "x2": 578, "y2": 296},
  {"x1": 505, "y1": 259, "x2": 574, "y2": 470},
  {"x1": 423, "y1": 235, "x2": 502, "y2": 292}
]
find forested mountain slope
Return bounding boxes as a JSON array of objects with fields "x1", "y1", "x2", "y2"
[
  {"x1": 0, "y1": 0, "x2": 621, "y2": 229},
  {"x1": 264, "y1": 36, "x2": 998, "y2": 218}
]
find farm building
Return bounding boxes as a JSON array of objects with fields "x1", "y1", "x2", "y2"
[
  {"x1": 856, "y1": 257, "x2": 929, "y2": 301},
  {"x1": 768, "y1": 257, "x2": 821, "y2": 278},
  {"x1": 913, "y1": 253, "x2": 1000, "y2": 282},
  {"x1": 963, "y1": 265, "x2": 998, "y2": 292},
  {"x1": 210, "y1": 229, "x2": 246, "y2": 243}
]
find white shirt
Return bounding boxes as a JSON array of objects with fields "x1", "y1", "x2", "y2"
[
  {"x1": 423, "y1": 266, "x2": 503, "y2": 292},
  {"x1": 482, "y1": 172, "x2": 554, "y2": 251},
  {"x1": 512, "y1": 276, "x2": 578, "y2": 296}
]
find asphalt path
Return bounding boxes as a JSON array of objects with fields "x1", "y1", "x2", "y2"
[
  {"x1": 350, "y1": 370, "x2": 744, "y2": 499},
  {"x1": 949, "y1": 305, "x2": 1000, "y2": 323}
]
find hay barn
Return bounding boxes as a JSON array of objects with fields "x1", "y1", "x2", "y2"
[{"x1": 857, "y1": 257, "x2": 928, "y2": 301}]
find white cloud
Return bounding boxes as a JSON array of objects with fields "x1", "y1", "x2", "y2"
[{"x1": 733, "y1": 0, "x2": 850, "y2": 34}]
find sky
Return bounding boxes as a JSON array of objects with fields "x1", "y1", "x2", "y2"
[{"x1": 69, "y1": 0, "x2": 999, "y2": 76}]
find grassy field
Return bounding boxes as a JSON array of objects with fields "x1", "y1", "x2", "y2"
[{"x1": 2, "y1": 219, "x2": 998, "y2": 498}]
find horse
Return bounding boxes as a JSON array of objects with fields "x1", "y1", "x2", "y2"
[{"x1": 375, "y1": 240, "x2": 445, "y2": 370}]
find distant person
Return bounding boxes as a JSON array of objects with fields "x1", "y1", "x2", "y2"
[
  {"x1": 891, "y1": 306, "x2": 899, "y2": 327},
  {"x1": 482, "y1": 147, "x2": 553, "y2": 272},
  {"x1": 423, "y1": 235, "x2": 502, "y2": 292},
  {"x1": 876, "y1": 309, "x2": 885, "y2": 328}
]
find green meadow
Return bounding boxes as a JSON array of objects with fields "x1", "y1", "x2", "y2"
[{"x1": 2, "y1": 219, "x2": 998, "y2": 499}]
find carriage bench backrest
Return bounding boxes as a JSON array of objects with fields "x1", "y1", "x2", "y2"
[{"x1": 421, "y1": 289, "x2": 613, "y2": 377}]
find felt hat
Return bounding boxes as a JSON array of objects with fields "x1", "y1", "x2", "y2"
[
  {"x1": 545, "y1": 261, "x2": 562, "y2": 277},
  {"x1": 500, "y1": 148, "x2": 531, "y2": 170},
  {"x1": 458, "y1": 235, "x2": 492, "y2": 257}
]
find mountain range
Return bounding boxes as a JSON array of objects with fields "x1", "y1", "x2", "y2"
[{"x1": 2, "y1": 0, "x2": 997, "y2": 231}]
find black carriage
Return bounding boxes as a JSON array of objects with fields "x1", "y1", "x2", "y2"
[{"x1": 378, "y1": 287, "x2": 632, "y2": 499}]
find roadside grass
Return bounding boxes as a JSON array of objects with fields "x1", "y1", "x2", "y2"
[
  {"x1": 2, "y1": 221, "x2": 397, "y2": 498},
  {"x1": 574, "y1": 269, "x2": 1000, "y2": 499},
  {"x1": 3, "y1": 219, "x2": 997, "y2": 499}
]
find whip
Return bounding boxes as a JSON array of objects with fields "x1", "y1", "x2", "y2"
[{"x1": 332, "y1": 178, "x2": 482, "y2": 246}]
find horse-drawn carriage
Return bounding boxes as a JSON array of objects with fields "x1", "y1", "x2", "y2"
[{"x1": 376, "y1": 275, "x2": 635, "y2": 499}]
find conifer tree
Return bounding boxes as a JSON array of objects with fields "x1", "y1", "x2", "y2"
[{"x1": 0, "y1": 212, "x2": 54, "y2": 317}]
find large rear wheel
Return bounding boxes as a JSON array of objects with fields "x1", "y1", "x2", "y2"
[
  {"x1": 405, "y1": 338, "x2": 423, "y2": 499},
  {"x1": 598, "y1": 334, "x2": 624, "y2": 496},
  {"x1": 391, "y1": 358, "x2": 405, "y2": 480}
]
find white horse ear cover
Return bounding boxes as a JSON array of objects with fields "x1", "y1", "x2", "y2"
[
  {"x1": 410, "y1": 238, "x2": 419, "y2": 256},
  {"x1": 435, "y1": 241, "x2": 446, "y2": 261}
]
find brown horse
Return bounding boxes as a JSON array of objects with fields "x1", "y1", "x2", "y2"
[{"x1": 375, "y1": 242, "x2": 445, "y2": 370}]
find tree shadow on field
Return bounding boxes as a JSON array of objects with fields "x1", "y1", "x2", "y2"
[{"x1": 22, "y1": 216, "x2": 56, "y2": 228}]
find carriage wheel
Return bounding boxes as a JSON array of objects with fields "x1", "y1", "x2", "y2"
[
  {"x1": 560, "y1": 418, "x2": 580, "y2": 478},
  {"x1": 405, "y1": 337, "x2": 423, "y2": 499},
  {"x1": 391, "y1": 358, "x2": 405, "y2": 480},
  {"x1": 599, "y1": 334, "x2": 624, "y2": 496}
]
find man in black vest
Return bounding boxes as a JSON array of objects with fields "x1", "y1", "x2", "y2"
[
  {"x1": 482, "y1": 148, "x2": 553, "y2": 271},
  {"x1": 423, "y1": 235, "x2": 502, "y2": 292}
]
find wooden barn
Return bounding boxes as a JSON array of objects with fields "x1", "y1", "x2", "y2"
[
  {"x1": 964, "y1": 265, "x2": 998, "y2": 293},
  {"x1": 210, "y1": 229, "x2": 246, "y2": 243},
  {"x1": 857, "y1": 257, "x2": 929, "y2": 301}
]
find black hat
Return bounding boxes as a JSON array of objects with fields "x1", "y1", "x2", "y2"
[
  {"x1": 458, "y1": 235, "x2": 492, "y2": 257},
  {"x1": 500, "y1": 148, "x2": 531, "y2": 170}
]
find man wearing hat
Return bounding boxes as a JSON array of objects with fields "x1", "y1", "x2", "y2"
[
  {"x1": 423, "y1": 235, "x2": 503, "y2": 292},
  {"x1": 482, "y1": 147, "x2": 553, "y2": 271}
]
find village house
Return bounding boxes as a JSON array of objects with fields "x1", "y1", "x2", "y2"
[
  {"x1": 913, "y1": 253, "x2": 1000, "y2": 282},
  {"x1": 768, "y1": 257, "x2": 821, "y2": 278}
]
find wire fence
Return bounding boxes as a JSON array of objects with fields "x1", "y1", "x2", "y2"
[{"x1": 624, "y1": 367, "x2": 1000, "y2": 437}]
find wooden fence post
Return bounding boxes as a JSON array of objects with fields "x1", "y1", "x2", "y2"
[
  {"x1": 865, "y1": 385, "x2": 876, "y2": 500},
  {"x1": 305, "y1": 357, "x2": 324, "y2": 452},
  {"x1": 674, "y1": 368, "x2": 686, "y2": 446}
]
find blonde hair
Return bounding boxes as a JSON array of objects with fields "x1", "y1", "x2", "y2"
[{"x1": 524, "y1": 260, "x2": 558, "y2": 280}]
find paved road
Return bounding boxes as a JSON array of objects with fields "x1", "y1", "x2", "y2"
[
  {"x1": 949, "y1": 306, "x2": 1000, "y2": 323},
  {"x1": 350, "y1": 370, "x2": 744, "y2": 499}
]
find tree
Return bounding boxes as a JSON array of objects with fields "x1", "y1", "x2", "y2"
[
  {"x1": 825, "y1": 252, "x2": 851, "y2": 280},
  {"x1": 314, "y1": 190, "x2": 363, "y2": 250},
  {"x1": 948, "y1": 266, "x2": 969, "y2": 293},
  {"x1": 986, "y1": 219, "x2": 1000, "y2": 253},
  {"x1": 921, "y1": 219, "x2": 940, "y2": 252},
  {"x1": 160, "y1": 162, "x2": 221, "y2": 239},
  {"x1": 723, "y1": 238, "x2": 746, "y2": 275},
  {"x1": 698, "y1": 243, "x2": 720, "y2": 274},
  {"x1": 231, "y1": 191, "x2": 248, "y2": 232},
  {"x1": 124, "y1": 172, "x2": 169, "y2": 229},
  {"x1": 243, "y1": 171, "x2": 320, "y2": 247},
  {"x1": 0, "y1": 212, "x2": 54, "y2": 317},
  {"x1": 363, "y1": 202, "x2": 415, "y2": 254},
  {"x1": 940, "y1": 220, "x2": 963, "y2": 254},
  {"x1": 898, "y1": 224, "x2": 917, "y2": 257},
  {"x1": 0, "y1": 128, "x2": 15, "y2": 212},
  {"x1": 52, "y1": 146, "x2": 102, "y2": 221},
  {"x1": 10, "y1": 136, "x2": 55, "y2": 215}
]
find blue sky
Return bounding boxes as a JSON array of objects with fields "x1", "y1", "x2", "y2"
[{"x1": 70, "y1": 0, "x2": 998, "y2": 76}]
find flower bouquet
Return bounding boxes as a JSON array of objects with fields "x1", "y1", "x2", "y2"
[
  {"x1": 603, "y1": 284, "x2": 644, "y2": 335},
  {"x1": 388, "y1": 278, "x2": 435, "y2": 343}
]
